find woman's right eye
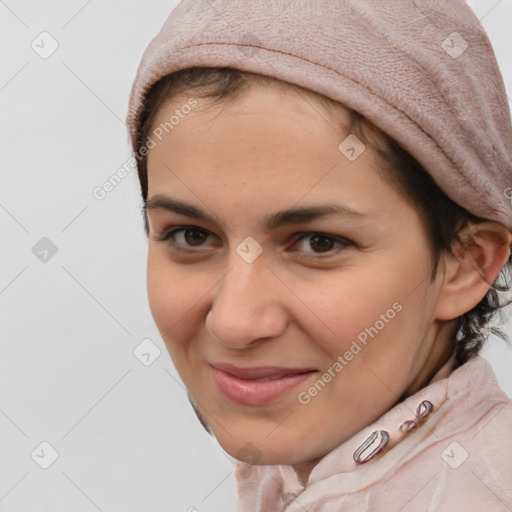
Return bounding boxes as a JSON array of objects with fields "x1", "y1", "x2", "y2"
[{"x1": 156, "y1": 226, "x2": 215, "y2": 252}]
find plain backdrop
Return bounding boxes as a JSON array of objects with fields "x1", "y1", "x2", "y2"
[{"x1": 1, "y1": 1, "x2": 511, "y2": 511}]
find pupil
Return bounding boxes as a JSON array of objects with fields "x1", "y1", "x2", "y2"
[
  {"x1": 311, "y1": 235, "x2": 332, "y2": 252},
  {"x1": 185, "y1": 229, "x2": 207, "y2": 246}
]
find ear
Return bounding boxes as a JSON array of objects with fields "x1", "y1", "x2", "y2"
[{"x1": 435, "y1": 221, "x2": 511, "y2": 321}]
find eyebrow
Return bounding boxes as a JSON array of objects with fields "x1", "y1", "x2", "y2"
[{"x1": 145, "y1": 195, "x2": 371, "y2": 231}]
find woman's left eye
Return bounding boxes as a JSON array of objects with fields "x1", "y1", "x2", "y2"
[{"x1": 291, "y1": 232, "x2": 353, "y2": 258}]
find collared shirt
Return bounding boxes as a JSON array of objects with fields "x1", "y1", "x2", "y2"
[{"x1": 224, "y1": 355, "x2": 511, "y2": 511}]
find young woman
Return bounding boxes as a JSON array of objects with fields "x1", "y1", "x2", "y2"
[{"x1": 126, "y1": 1, "x2": 512, "y2": 510}]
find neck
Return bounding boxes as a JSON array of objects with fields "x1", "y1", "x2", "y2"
[
  {"x1": 400, "y1": 319, "x2": 457, "y2": 401},
  {"x1": 290, "y1": 320, "x2": 458, "y2": 485},
  {"x1": 292, "y1": 456, "x2": 324, "y2": 486}
]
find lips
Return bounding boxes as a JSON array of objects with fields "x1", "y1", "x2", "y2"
[{"x1": 210, "y1": 363, "x2": 318, "y2": 405}]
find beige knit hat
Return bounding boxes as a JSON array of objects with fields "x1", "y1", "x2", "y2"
[{"x1": 126, "y1": 0, "x2": 512, "y2": 230}]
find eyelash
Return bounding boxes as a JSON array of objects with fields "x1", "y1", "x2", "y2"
[{"x1": 154, "y1": 226, "x2": 354, "y2": 259}]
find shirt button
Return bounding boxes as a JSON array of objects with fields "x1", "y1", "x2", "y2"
[{"x1": 353, "y1": 430, "x2": 389, "y2": 464}]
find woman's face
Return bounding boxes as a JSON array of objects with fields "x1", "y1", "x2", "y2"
[{"x1": 145, "y1": 82, "x2": 451, "y2": 470}]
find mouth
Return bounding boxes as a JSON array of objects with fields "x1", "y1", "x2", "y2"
[{"x1": 210, "y1": 363, "x2": 318, "y2": 406}]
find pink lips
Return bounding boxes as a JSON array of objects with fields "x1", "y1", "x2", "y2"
[{"x1": 210, "y1": 363, "x2": 317, "y2": 406}]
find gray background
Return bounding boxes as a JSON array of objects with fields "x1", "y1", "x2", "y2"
[{"x1": 1, "y1": 1, "x2": 511, "y2": 511}]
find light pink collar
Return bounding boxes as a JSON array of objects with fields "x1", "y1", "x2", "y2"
[{"x1": 220, "y1": 356, "x2": 500, "y2": 509}]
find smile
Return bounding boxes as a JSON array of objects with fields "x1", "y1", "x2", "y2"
[{"x1": 210, "y1": 364, "x2": 318, "y2": 406}]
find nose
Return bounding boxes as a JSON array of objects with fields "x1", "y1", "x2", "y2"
[{"x1": 205, "y1": 257, "x2": 288, "y2": 349}]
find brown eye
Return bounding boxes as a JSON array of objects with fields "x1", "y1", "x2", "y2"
[
  {"x1": 183, "y1": 228, "x2": 208, "y2": 246},
  {"x1": 293, "y1": 232, "x2": 353, "y2": 259},
  {"x1": 156, "y1": 226, "x2": 213, "y2": 251},
  {"x1": 309, "y1": 234, "x2": 335, "y2": 253}
]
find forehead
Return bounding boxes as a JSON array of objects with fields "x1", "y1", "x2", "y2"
[
  {"x1": 152, "y1": 78, "x2": 353, "y2": 138},
  {"x1": 145, "y1": 81, "x2": 407, "y2": 224},
  {"x1": 148, "y1": 82, "x2": 354, "y2": 175}
]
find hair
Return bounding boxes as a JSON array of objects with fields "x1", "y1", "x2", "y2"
[{"x1": 135, "y1": 66, "x2": 512, "y2": 370}]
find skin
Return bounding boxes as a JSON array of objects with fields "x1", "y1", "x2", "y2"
[{"x1": 144, "y1": 82, "x2": 512, "y2": 483}]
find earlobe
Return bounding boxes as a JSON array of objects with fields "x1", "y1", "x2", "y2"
[{"x1": 435, "y1": 222, "x2": 512, "y2": 321}]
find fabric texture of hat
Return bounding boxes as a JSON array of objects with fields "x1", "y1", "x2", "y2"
[{"x1": 126, "y1": 0, "x2": 512, "y2": 231}]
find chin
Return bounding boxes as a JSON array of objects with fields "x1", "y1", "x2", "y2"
[{"x1": 216, "y1": 433, "x2": 318, "y2": 467}]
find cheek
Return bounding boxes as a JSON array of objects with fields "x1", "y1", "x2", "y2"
[
  {"x1": 146, "y1": 250, "x2": 199, "y2": 344},
  {"x1": 147, "y1": 252, "x2": 171, "y2": 326},
  {"x1": 292, "y1": 269, "x2": 404, "y2": 357}
]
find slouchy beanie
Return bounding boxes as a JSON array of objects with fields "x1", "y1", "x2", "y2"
[{"x1": 126, "y1": 0, "x2": 512, "y2": 231}]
